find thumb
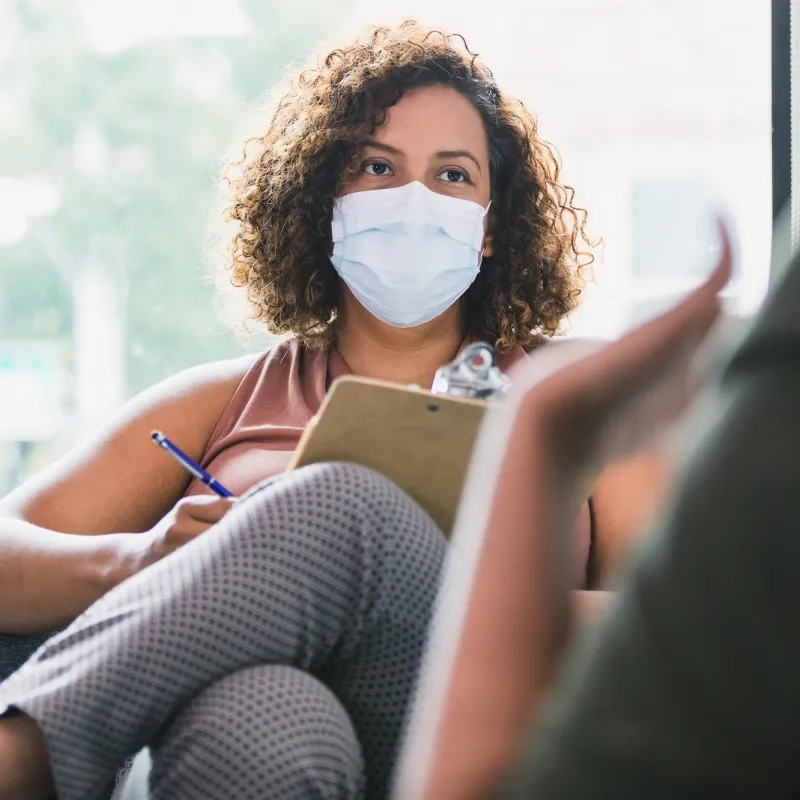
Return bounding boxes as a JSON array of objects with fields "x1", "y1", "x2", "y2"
[
  {"x1": 183, "y1": 495, "x2": 236, "y2": 524},
  {"x1": 582, "y1": 217, "x2": 733, "y2": 411}
]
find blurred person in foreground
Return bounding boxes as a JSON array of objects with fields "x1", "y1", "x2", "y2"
[
  {"x1": 0, "y1": 21, "x2": 672, "y2": 800},
  {"x1": 398, "y1": 223, "x2": 800, "y2": 799}
]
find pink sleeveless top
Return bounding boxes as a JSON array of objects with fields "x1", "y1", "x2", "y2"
[{"x1": 186, "y1": 338, "x2": 592, "y2": 587}]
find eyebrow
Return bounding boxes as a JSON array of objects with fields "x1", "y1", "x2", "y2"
[
  {"x1": 361, "y1": 139, "x2": 484, "y2": 174},
  {"x1": 435, "y1": 149, "x2": 483, "y2": 174},
  {"x1": 362, "y1": 139, "x2": 403, "y2": 155}
]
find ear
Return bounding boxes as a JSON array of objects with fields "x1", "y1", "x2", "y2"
[{"x1": 482, "y1": 208, "x2": 495, "y2": 258}]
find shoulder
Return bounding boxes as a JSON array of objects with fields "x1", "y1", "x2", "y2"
[
  {"x1": 0, "y1": 352, "x2": 267, "y2": 527},
  {"x1": 500, "y1": 336, "x2": 610, "y2": 395},
  {"x1": 259, "y1": 336, "x2": 306, "y2": 370},
  {"x1": 133, "y1": 353, "x2": 262, "y2": 413},
  {"x1": 525, "y1": 336, "x2": 609, "y2": 365},
  {"x1": 529, "y1": 335, "x2": 609, "y2": 355},
  {"x1": 105, "y1": 351, "x2": 274, "y2": 447},
  {"x1": 144, "y1": 339, "x2": 305, "y2": 427}
]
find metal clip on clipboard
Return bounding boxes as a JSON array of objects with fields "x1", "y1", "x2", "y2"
[{"x1": 430, "y1": 342, "x2": 510, "y2": 401}]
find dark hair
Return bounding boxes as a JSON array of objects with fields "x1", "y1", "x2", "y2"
[{"x1": 222, "y1": 20, "x2": 596, "y2": 351}]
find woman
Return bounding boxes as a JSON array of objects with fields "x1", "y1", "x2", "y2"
[{"x1": 0, "y1": 21, "x2": 664, "y2": 800}]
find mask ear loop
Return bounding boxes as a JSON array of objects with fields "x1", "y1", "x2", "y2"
[{"x1": 478, "y1": 199, "x2": 493, "y2": 265}]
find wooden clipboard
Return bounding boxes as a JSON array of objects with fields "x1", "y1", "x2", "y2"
[{"x1": 288, "y1": 376, "x2": 487, "y2": 535}]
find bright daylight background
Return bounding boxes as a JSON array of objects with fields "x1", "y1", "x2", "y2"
[{"x1": 0, "y1": 0, "x2": 771, "y2": 492}]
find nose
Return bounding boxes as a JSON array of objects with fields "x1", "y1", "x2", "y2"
[{"x1": 401, "y1": 182, "x2": 437, "y2": 234}]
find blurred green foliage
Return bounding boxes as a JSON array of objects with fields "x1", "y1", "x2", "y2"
[{"x1": 0, "y1": 0, "x2": 350, "y2": 396}]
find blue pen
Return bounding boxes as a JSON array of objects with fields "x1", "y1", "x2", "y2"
[{"x1": 150, "y1": 430, "x2": 234, "y2": 498}]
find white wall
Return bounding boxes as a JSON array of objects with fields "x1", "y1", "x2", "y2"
[{"x1": 347, "y1": 0, "x2": 773, "y2": 337}]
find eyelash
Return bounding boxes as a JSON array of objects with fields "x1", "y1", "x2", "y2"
[
  {"x1": 439, "y1": 168, "x2": 472, "y2": 185},
  {"x1": 361, "y1": 161, "x2": 473, "y2": 185},
  {"x1": 362, "y1": 161, "x2": 393, "y2": 177}
]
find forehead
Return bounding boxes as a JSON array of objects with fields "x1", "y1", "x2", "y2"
[{"x1": 370, "y1": 85, "x2": 489, "y2": 160}]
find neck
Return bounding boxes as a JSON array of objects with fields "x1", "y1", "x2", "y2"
[{"x1": 335, "y1": 305, "x2": 467, "y2": 389}]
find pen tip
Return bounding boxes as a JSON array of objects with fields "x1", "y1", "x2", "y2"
[{"x1": 150, "y1": 430, "x2": 161, "y2": 441}]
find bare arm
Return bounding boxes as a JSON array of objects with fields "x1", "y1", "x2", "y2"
[
  {"x1": 544, "y1": 339, "x2": 675, "y2": 590},
  {"x1": 573, "y1": 588, "x2": 613, "y2": 619},
  {"x1": 0, "y1": 356, "x2": 253, "y2": 634},
  {"x1": 395, "y1": 239, "x2": 730, "y2": 800},
  {"x1": 590, "y1": 447, "x2": 674, "y2": 585},
  {"x1": 395, "y1": 397, "x2": 576, "y2": 800}
]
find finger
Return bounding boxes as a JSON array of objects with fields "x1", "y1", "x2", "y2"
[
  {"x1": 168, "y1": 519, "x2": 215, "y2": 546},
  {"x1": 703, "y1": 218, "x2": 734, "y2": 295},
  {"x1": 626, "y1": 217, "x2": 732, "y2": 340},
  {"x1": 520, "y1": 217, "x2": 734, "y2": 473},
  {"x1": 513, "y1": 229, "x2": 727, "y2": 408},
  {"x1": 596, "y1": 220, "x2": 733, "y2": 423},
  {"x1": 538, "y1": 261, "x2": 729, "y2": 470},
  {"x1": 584, "y1": 239, "x2": 730, "y2": 406},
  {"x1": 179, "y1": 496, "x2": 235, "y2": 524}
]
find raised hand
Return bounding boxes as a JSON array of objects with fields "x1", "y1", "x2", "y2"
[{"x1": 518, "y1": 220, "x2": 733, "y2": 486}]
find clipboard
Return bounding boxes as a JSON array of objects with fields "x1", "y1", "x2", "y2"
[{"x1": 288, "y1": 376, "x2": 488, "y2": 535}]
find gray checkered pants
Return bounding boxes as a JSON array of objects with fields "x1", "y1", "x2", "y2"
[{"x1": 0, "y1": 463, "x2": 446, "y2": 799}]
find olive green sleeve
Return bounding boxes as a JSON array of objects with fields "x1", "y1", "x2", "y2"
[{"x1": 500, "y1": 256, "x2": 800, "y2": 800}]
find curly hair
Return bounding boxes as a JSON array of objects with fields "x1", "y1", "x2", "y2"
[{"x1": 222, "y1": 20, "x2": 596, "y2": 352}]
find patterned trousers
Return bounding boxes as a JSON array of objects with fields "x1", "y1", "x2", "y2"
[{"x1": 0, "y1": 463, "x2": 446, "y2": 799}]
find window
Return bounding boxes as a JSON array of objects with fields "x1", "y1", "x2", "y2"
[{"x1": 0, "y1": 0, "x2": 775, "y2": 491}]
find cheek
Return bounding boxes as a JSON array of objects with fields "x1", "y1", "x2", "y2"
[{"x1": 337, "y1": 178, "x2": 361, "y2": 196}]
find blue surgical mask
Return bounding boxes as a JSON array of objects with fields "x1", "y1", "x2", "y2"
[{"x1": 330, "y1": 181, "x2": 491, "y2": 328}]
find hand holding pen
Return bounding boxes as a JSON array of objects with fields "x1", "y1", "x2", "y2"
[{"x1": 131, "y1": 431, "x2": 237, "y2": 572}]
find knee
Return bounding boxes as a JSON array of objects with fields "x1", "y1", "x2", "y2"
[
  {"x1": 207, "y1": 462, "x2": 446, "y2": 632},
  {"x1": 243, "y1": 462, "x2": 411, "y2": 520},
  {"x1": 150, "y1": 665, "x2": 364, "y2": 799},
  {"x1": 232, "y1": 461, "x2": 445, "y2": 562}
]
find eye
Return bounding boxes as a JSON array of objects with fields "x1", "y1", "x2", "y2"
[
  {"x1": 438, "y1": 167, "x2": 471, "y2": 184},
  {"x1": 362, "y1": 161, "x2": 393, "y2": 177}
]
